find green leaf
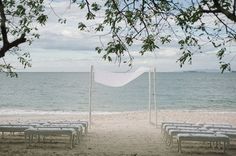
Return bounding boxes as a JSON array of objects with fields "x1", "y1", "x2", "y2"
[
  {"x1": 217, "y1": 48, "x2": 226, "y2": 60},
  {"x1": 91, "y1": 3, "x2": 101, "y2": 11},
  {"x1": 141, "y1": 35, "x2": 158, "y2": 54},
  {"x1": 95, "y1": 24, "x2": 104, "y2": 31},
  {"x1": 86, "y1": 12, "x2": 95, "y2": 20},
  {"x1": 95, "y1": 47, "x2": 103, "y2": 54},
  {"x1": 36, "y1": 14, "x2": 48, "y2": 25},
  {"x1": 58, "y1": 18, "x2": 67, "y2": 24},
  {"x1": 125, "y1": 36, "x2": 133, "y2": 46},
  {"x1": 78, "y1": 22, "x2": 87, "y2": 30},
  {"x1": 79, "y1": 2, "x2": 86, "y2": 9},
  {"x1": 177, "y1": 51, "x2": 192, "y2": 67},
  {"x1": 220, "y1": 62, "x2": 231, "y2": 73}
]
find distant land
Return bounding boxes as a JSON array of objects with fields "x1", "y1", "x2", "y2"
[
  {"x1": 183, "y1": 69, "x2": 220, "y2": 73},
  {"x1": 182, "y1": 69, "x2": 236, "y2": 73}
]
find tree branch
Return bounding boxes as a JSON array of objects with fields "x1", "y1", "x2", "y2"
[
  {"x1": 85, "y1": 0, "x2": 91, "y2": 13},
  {"x1": 0, "y1": 34, "x2": 26, "y2": 58},
  {"x1": 212, "y1": 0, "x2": 236, "y2": 22},
  {"x1": 234, "y1": 0, "x2": 236, "y2": 15},
  {"x1": 0, "y1": 0, "x2": 9, "y2": 45},
  {"x1": 0, "y1": 1, "x2": 27, "y2": 58},
  {"x1": 200, "y1": 9, "x2": 221, "y2": 14}
]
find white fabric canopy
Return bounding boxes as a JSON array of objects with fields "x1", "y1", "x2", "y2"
[
  {"x1": 94, "y1": 67, "x2": 150, "y2": 87},
  {"x1": 89, "y1": 66, "x2": 157, "y2": 128}
]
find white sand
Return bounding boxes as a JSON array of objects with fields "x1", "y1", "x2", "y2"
[{"x1": 0, "y1": 110, "x2": 236, "y2": 156}]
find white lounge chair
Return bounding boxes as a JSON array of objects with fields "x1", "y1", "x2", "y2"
[
  {"x1": 202, "y1": 124, "x2": 232, "y2": 129},
  {"x1": 163, "y1": 125, "x2": 202, "y2": 141},
  {"x1": 177, "y1": 133, "x2": 229, "y2": 153},
  {"x1": 24, "y1": 127, "x2": 76, "y2": 149},
  {"x1": 216, "y1": 131, "x2": 236, "y2": 140},
  {"x1": 49, "y1": 121, "x2": 88, "y2": 134},
  {"x1": 36, "y1": 124, "x2": 83, "y2": 144},
  {"x1": 165, "y1": 125, "x2": 202, "y2": 133},
  {"x1": 209, "y1": 128, "x2": 236, "y2": 133},
  {"x1": 168, "y1": 129, "x2": 213, "y2": 145},
  {"x1": 0, "y1": 125, "x2": 36, "y2": 138},
  {"x1": 161, "y1": 122, "x2": 194, "y2": 134}
]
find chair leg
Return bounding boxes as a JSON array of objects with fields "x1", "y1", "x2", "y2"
[
  {"x1": 212, "y1": 142, "x2": 215, "y2": 150},
  {"x1": 29, "y1": 134, "x2": 32, "y2": 146},
  {"x1": 223, "y1": 141, "x2": 226, "y2": 153},
  {"x1": 73, "y1": 135, "x2": 75, "y2": 147},
  {"x1": 77, "y1": 132, "x2": 79, "y2": 144},
  {"x1": 179, "y1": 140, "x2": 182, "y2": 153},
  {"x1": 24, "y1": 133, "x2": 27, "y2": 146},
  {"x1": 170, "y1": 136, "x2": 173, "y2": 146},
  {"x1": 69, "y1": 135, "x2": 72, "y2": 149},
  {"x1": 85, "y1": 127, "x2": 88, "y2": 135},
  {"x1": 227, "y1": 140, "x2": 230, "y2": 150},
  {"x1": 177, "y1": 140, "x2": 180, "y2": 153},
  {"x1": 37, "y1": 134, "x2": 40, "y2": 143}
]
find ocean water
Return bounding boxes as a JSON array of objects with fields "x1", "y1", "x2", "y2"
[{"x1": 0, "y1": 72, "x2": 236, "y2": 114}]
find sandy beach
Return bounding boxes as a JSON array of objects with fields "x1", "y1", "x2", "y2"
[{"x1": 0, "y1": 110, "x2": 236, "y2": 156}]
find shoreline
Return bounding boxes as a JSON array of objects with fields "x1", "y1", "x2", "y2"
[
  {"x1": 0, "y1": 110, "x2": 236, "y2": 125},
  {"x1": 0, "y1": 109, "x2": 236, "y2": 116}
]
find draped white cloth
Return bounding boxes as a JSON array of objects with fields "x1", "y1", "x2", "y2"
[{"x1": 94, "y1": 67, "x2": 150, "y2": 87}]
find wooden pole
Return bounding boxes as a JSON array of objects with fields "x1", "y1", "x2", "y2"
[
  {"x1": 89, "y1": 65, "x2": 94, "y2": 128},
  {"x1": 153, "y1": 67, "x2": 157, "y2": 127},
  {"x1": 149, "y1": 69, "x2": 152, "y2": 124}
]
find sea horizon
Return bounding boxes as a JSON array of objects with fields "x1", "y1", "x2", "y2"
[{"x1": 11, "y1": 70, "x2": 234, "y2": 73}]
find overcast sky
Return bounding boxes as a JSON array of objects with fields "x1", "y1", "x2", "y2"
[{"x1": 5, "y1": 0, "x2": 236, "y2": 72}]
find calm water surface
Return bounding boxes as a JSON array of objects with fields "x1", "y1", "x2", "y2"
[{"x1": 0, "y1": 72, "x2": 235, "y2": 114}]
